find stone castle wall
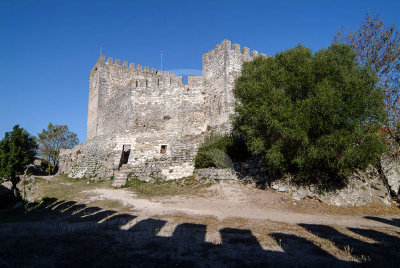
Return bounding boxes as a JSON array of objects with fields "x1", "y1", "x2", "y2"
[
  {"x1": 202, "y1": 40, "x2": 265, "y2": 132},
  {"x1": 60, "y1": 40, "x2": 265, "y2": 181},
  {"x1": 88, "y1": 56, "x2": 191, "y2": 139}
]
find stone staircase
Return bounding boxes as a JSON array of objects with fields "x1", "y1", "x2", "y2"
[
  {"x1": 84, "y1": 156, "x2": 100, "y2": 178},
  {"x1": 68, "y1": 156, "x2": 99, "y2": 179},
  {"x1": 112, "y1": 164, "x2": 129, "y2": 187}
]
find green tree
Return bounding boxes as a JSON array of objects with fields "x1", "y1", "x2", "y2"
[
  {"x1": 0, "y1": 125, "x2": 37, "y2": 198},
  {"x1": 233, "y1": 44, "x2": 386, "y2": 181},
  {"x1": 335, "y1": 12, "x2": 400, "y2": 145},
  {"x1": 38, "y1": 123, "x2": 79, "y2": 174}
]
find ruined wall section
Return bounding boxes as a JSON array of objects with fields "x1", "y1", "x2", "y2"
[
  {"x1": 202, "y1": 40, "x2": 265, "y2": 133},
  {"x1": 59, "y1": 133, "x2": 117, "y2": 179}
]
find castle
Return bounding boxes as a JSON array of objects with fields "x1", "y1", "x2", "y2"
[{"x1": 59, "y1": 40, "x2": 265, "y2": 186}]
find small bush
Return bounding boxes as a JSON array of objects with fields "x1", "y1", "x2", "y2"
[{"x1": 194, "y1": 133, "x2": 250, "y2": 169}]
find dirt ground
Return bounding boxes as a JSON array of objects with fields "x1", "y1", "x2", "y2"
[{"x1": 0, "y1": 175, "x2": 399, "y2": 267}]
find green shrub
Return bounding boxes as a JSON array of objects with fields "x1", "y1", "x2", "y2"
[
  {"x1": 194, "y1": 133, "x2": 249, "y2": 168},
  {"x1": 233, "y1": 44, "x2": 386, "y2": 181}
]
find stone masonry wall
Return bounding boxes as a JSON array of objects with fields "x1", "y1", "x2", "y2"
[
  {"x1": 61, "y1": 40, "x2": 265, "y2": 181},
  {"x1": 202, "y1": 40, "x2": 266, "y2": 133},
  {"x1": 59, "y1": 133, "x2": 117, "y2": 179},
  {"x1": 88, "y1": 56, "x2": 190, "y2": 139}
]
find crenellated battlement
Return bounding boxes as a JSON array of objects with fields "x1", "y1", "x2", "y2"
[
  {"x1": 93, "y1": 55, "x2": 207, "y2": 91},
  {"x1": 97, "y1": 55, "x2": 172, "y2": 77},
  {"x1": 93, "y1": 40, "x2": 263, "y2": 101}
]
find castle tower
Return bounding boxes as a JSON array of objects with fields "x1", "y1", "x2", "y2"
[
  {"x1": 87, "y1": 55, "x2": 105, "y2": 140},
  {"x1": 202, "y1": 39, "x2": 262, "y2": 133}
]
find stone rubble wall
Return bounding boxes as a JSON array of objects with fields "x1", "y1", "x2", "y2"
[
  {"x1": 58, "y1": 133, "x2": 117, "y2": 179},
  {"x1": 112, "y1": 132, "x2": 202, "y2": 181},
  {"x1": 59, "y1": 130, "x2": 204, "y2": 181}
]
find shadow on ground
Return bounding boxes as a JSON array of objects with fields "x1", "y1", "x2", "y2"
[{"x1": 0, "y1": 198, "x2": 399, "y2": 267}]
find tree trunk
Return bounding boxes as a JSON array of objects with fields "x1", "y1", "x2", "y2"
[{"x1": 10, "y1": 176, "x2": 21, "y2": 200}]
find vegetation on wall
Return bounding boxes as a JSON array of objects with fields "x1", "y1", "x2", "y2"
[
  {"x1": 194, "y1": 133, "x2": 249, "y2": 169},
  {"x1": 233, "y1": 44, "x2": 386, "y2": 181}
]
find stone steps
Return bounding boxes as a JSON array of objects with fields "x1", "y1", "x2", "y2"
[{"x1": 112, "y1": 164, "x2": 130, "y2": 187}]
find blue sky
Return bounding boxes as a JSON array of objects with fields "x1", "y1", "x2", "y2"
[{"x1": 1, "y1": 0, "x2": 399, "y2": 142}]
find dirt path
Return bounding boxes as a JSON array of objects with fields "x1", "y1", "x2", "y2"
[{"x1": 82, "y1": 183, "x2": 400, "y2": 229}]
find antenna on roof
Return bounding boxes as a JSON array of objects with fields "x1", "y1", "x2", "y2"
[
  {"x1": 100, "y1": 47, "x2": 102, "y2": 56},
  {"x1": 161, "y1": 48, "x2": 163, "y2": 70}
]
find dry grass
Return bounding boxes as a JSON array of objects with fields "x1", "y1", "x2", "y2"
[
  {"x1": 36, "y1": 175, "x2": 113, "y2": 201},
  {"x1": 123, "y1": 176, "x2": 211, "y2": 198}
]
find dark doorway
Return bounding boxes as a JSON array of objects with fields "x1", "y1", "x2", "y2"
[
  {"x1": 160, "y1": 145, "x2": 167, "y2": 154},
  {"x1": 119, "y1": 145, "x2": 131, "y2": 168}
]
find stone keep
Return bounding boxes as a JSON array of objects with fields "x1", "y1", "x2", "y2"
[{"x1": 59, "y1": 40, "x2": 264, "y2": 182}]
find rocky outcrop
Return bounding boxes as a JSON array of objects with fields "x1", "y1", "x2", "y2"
[
  {"x1": 380, "y1": 139, "x2": 400, "y2": 196},
  {"x1": 194, "y1": 168, "x2": 238, "y2": 184},
  {"x1": 381, "y1": 154, "x2": 400, "y2": 196},
  {"x1": 269, "y1": 166, "x2": 392, "y2": 206},
  {"x1": 194, "y1": 158, "x2": 396, "y2": 207}
]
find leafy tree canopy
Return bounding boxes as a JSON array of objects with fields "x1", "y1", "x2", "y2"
[
  {"x1": 38, "y1": 123, "x2": 79, "y2": 170},
  {"x1": 0, "y1": 125, "x2": 37, "y2": 197},
  {"x1": 233, "y1": 44, "x2": 386, "y2": 180}
]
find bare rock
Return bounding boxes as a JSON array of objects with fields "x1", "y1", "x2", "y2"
[{"x1": 380, "y1": 154, "x2": 400, "y2": 196}]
